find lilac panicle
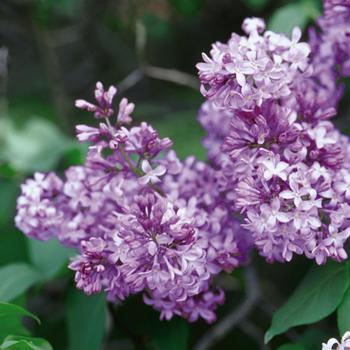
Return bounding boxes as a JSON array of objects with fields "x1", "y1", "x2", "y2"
[
  {"x1": 16, "y1": 83, "x2": 248, "y2": 323},
  {"x1": 307, "y1": 0, "x2": 350, "y2": 113},
  {"x1": 197, "y1": 9, "x2": 350, "y2": 265}
]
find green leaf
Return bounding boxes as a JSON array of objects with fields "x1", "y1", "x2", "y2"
[
  {"x1": 0, "y1": 118, "x2": 72, "y2": 173},
  {"x1": 0, "y1": 264, "x2": 41, "y2": 302},
  {"x1": 1, "y1": 340, "x2": 38, "y2": 350},
  {"x1": 66, "y1": 290, "x2": 107, "y2": 350},
  {"x1": 0, "y1": 318, "x2": 28, "y2": 345},
  {"x1": 152, "y1": 318, "x2": 189, "y2": 350},
  {"x1": 268, "y1": 2, "x2": 316, "y2": 34},
  {"x1": 299, "y1": 328, "x2": 327, "y2": 350},
  {"x1": 0, "y1": 303, "x2": 39, "y2": 343},
  {"x1": 277, "y1": 344, "x2": 306, "y2": 350},
  {"x1": 265, "y1": 261, "x2": 349, "y2": 343},
  {"x1": 0, "y1": 336, "x2": 52, "y2": 350},
  {"x1": 338, "y1": 285, "x2": 350, "y2": 335},
  {"x1": 302, "y1": 0, "x2": 322, "y2": 20},
  {"x1": 0, "y1": 302, "x2": 39, "y2": 324},
  {"x1": 28, "y1": 239, "x2": 74, "y2": 280}
]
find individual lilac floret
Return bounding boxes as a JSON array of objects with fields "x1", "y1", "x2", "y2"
[
  {"x1": 75, "y1": 81, "x2": 118, "y2": 119},
  {"x1": 322, "y1": 331, "x2": 350, "y2": 350},
  {"x1": 196, "y1": 18, "x2": 311, "y2": 111},
  {"x1": 117, "y1": 98, "x2": 134, "y2": 124},
  {"x1": 139, "y1": 160, "x2": 166, "y2": 185}
]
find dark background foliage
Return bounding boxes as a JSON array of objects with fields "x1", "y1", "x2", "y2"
[{"x1": 0, "y1": 0, "x2": 349, "y2": 349}]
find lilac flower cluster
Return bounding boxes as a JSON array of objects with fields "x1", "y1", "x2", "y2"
[
  {"x1": 197, "y1": 4, "x2": 350, "y2": 264},
  {"x1": 196, "y1": 17, "x2": 311, "y2": 111},
  {"x1": 321, "y1": 0, "x2": 350, "y2": 75},
  {"x1": 306, "y1": 0, "x2": 350, "y2": 116},
  {"x1": 322, "y1": 331, "x2": 350, "y2": 350},
  {"x1": 16, "y1": 82, "x2": 248, "y2": 323}
]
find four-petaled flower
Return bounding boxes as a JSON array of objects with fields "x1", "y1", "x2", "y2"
[
  {"x1": 308, "y1": 125, "x2": 336, "y2": 149},
  {"x1": 139, "y1": 160, "x2": 167, "y2": 185},
  {"x1": 283, "y1": 27, "x2": 311, "y2": 71},
  {"x1": 334, "y1": 170, "x2": 350, "y2": 200},
  {"x1": 280, "y1": 175, "x2": 316, "y2": 208},
  {"x1": 260, "y1": 198, "x2": 290, "y2": 227},
  {"x1": 262, "y1": 157, "x2": 289, "y2": 181}
]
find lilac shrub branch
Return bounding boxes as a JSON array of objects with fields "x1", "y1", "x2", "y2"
[
  {"x1": 117, "y1": 16, "x2": 199, "y2": 93},
  {"x1": 117, "y1": 66, "x2": 199, "y2": 93},
  {"x1": 193, "y1": 266, "x2": 259, "y2": 350},
  {"x1": 143, "y1": 66, "x2": 199, "y2": 90}
]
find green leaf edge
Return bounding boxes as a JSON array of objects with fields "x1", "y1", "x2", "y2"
[
  {"x1": 265, "y1": 262, "x2": 350, "y2": 343},
  {"x1": 0, "y1": 302, "x2": 40, "y2": 325}
]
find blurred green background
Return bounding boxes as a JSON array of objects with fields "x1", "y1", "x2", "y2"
[{"x1": 1, "y1": 0, "x2": 349, "y2": 349}]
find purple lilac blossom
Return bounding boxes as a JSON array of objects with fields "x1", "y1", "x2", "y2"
[
  {"x1": 16, "y1": 82, "x2": 248, "y2": 323},
  {"x1": 196, "y1": 18, "x2": 311, "y2": 111},
  {"x1": 306, "y1": 0, "x2": 350, "y2": 113},
  {"x1": 15, "y1": 172, "x2": 64, "y2": 241},
  {"x1": 198, "y1": 100, "x2": 232, "y2": 167},
  {"x1": 197, "y1": 11, "x2": 350, "y2": 265},
  {"x1": 323, "y1": 0, "x2": 350, "y2": 77}
]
